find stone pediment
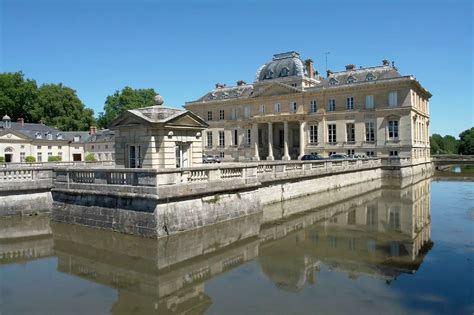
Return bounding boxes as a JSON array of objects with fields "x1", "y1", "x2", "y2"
[
  {"x1": 252, "y1": 82, "x2": 299, "y2": 98},
  {"x1": 109, "y1": 113, "x2": 150, "y2": 128},
  {"x1": 166, "y1": 112, "x2": 208, "y2": 129},
  {"x1": 0, "y1": 130, "x2": 29, "y2": 141}
]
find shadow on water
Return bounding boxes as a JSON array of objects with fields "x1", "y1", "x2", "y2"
[{"x1": 0, "y1": 175, "x2": 457, "y2": 314}]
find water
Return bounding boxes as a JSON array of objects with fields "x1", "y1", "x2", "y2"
[{"x1": 1, "y1": 178, "x2": 473, "y2": 315}]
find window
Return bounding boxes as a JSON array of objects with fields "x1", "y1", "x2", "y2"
[
  {"x1": 20, "y1": 152, "x2": 26, "y2": 162},
  {"x1": 58, "y1": 152, "x2": 62, "y2": 159},
  {"x1": 35, "y1": 132, "x2": 42, "y2": 139},
  {"x1": 48, "y1": 152, "x2": 52, "y2": 158},
  {"x1": 390, "y1": 150, "x2": 399, "y2": 156},
  {"x1": 365, "y1": 122, "x2": 375, "y2": 142},
  {"x1": 365, "y1": 95, "x2": 374, "y2": 109},
  {"x1": 244, "y1": 106, "x2": 251, "y2": 119},
  {"x1": 37, "y1": 152, "x2": 42, "y2": 162},
  {"x1": 259, "y1": 105, "x2": 265, "y2": 114},
  {"x1": 47, "y1": 133, "x2": 53, "y2": 140},
  {"x1": 347, "y1": 149, "x2": 355, "y2": 156},
  {"x1": 48, "y1": 146, "x2": 52, "y2": 150},
  {"x1": 58, "y1": 146, "x2": 62, "y2": 150},
  {"x1": 346, "y1": 123, "x2": 355, "y2": 142},
  {"x1": 329, "y1": 78, "x2": 338, "y2": 85},
  {"x1": 231, "y1": 108, "x2": 237, "y2": 120},
  {"x1": 219, "y1": 110, "x2": 224, "y2": 120},
  {"x1": 347, "y1": 210, "x2": 356, "y2": 224},
  {"x1": 91, "y1": 145, "x2": 95, "y2": 150},
  {"x1": 366, "y1": 205, "x2": 377, "y2": 226},
  {"x1": 219, "y1": 131, "x2": 225, "y2": 147},
  {"x1": 389, "y1": 207, "x2": 401, "y2": 230},
  {"x1": 388, "y1": 91, "x2": 398, "y2": 107},
  {"x1": 274, "y1": 103, "x2": 281, "y2": 113},
  {"x1": 206, "y1": 131, "x2": 213, "y2": 147},
  {"x1": 328, "y1": 124, "x2": 336, "y2": 143},
  {"x1": 347, "y1": 76, "x2": 356, "y2": 84},
  {"x1": 308, "y1": 125, "x2": 318, "y2": 144},
  {"x1": 219, "y1": 152, "x2": 225, "y2": 158},
  {"x1": 20, "y1": 145, "x2": 25, "y2": 149},
  {"x1": 290, "y1": 102, "x2": 297, "y2": 113},
  {"x1": 346, "y1": 97, "x2": 354, "y2": 110},
  {"x1": 291, "y1": 83, "x2": 297, "y2": 87},
  {"x1": 37, "y1": 145, "x2": 41, "y2": 150},
  {"x1": 328, "y1": 99, "x2": 336, "y2": 111},
  {"x1": 310, "y1": 100, "x2": 317, "y2": 113},
  {"x1": 232, "y1": 129, "x2": 238, "y2": 146},
  {"x1": 245, "y1": 129, "x2": 251, "y2": 146},
  {"x1": 258, "y1": 129, "x2": 263, "y2": 146},
  {"x1": 73, "y1": 135, "x2": 80, "y2": 142},
  {"x1": 388, "y1": 120, "x2": 399, "y2": 140},
  {"x1": 366, "y1": 73, "x2": 376, "y2": 81},
  {"x1": 57, "y1": 133, "x2": 63, "y2": 140},
  {"x1": 207, "y1": 111, "x2": 213, "y2": 121},
  {"x1": 366, "y1": 151, "x2": 375, "y2": 157}
]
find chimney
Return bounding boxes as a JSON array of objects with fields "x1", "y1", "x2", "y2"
[
  {"x1": 326, "y1": 69, "x2": 333, "y2": 78},
  {"x1": 345, "y1": 64, "x2": 356, "y2": 71},
  {"x1": 17, "y1": 118, "x2": 24, "y2": 126},
  {"x1": 89, "y1": 126, "x2": 97, "y2": 135},
  {"x1": 382, "y1": 59, "x2": 390, "y2": 66},
  {"x1": 305, "y1": 59, "x2": 314, "y2": 80},
  {"x1": 236, "y1": 80, "x2": 246, "y2": 86}
]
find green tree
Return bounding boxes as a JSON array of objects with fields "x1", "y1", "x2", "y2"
[
  {"x1": 85, "y1": 153, "x2": 97, "y2": 162},
  {"x1": 0, "y1": 72, "x2": 37, "y2": 121},
  {"x1": 430, "y1": 134, "x2": 460, "y2": 154},
  {"x1": 32, "y1": 83, "x2": 95, "y2": 131},
  {"x1": 98, "y1": 86, "x2": 156, "y2": 128},
  {"x1": 458, "y1": 127, "x2": 474, "y2": 155}
]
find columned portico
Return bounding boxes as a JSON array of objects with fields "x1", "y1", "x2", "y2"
[
  {"x1": 267, "y1": 122, "x2": 274, "y2": 160},
  {"x1": 299, "y1": 121, "x2": 306, "y2": 159},
  {"x1": 282, "y1": 121, "x2": 290, "y2": 161}
]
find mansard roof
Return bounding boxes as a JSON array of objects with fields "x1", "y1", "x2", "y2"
[
  {"x1": 87, "y1": 129, "x2": 115, "y2": 143},
  {"x1": 322, "y1": 65, "x2": 402, "y2": 88},
  {"x1": 256, "y1": 51, "x2": 305, "y2": 81},
  {"x1": 188, "y1": 84, "x2": 254, "y2": 104}
]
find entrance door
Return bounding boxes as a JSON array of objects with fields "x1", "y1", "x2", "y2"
[
  {"x1": 175, "y1": 143, "x2": 189, "y2": 168},
  {"x1": 129, "y1": 145, "x2": 141, "y2": 168},
  {"x1": 73, "y1": 154, "x2": 82, "y2": 161},
  {"x1": 4, "y1": 154, "x2": 12, "y2": 163}
]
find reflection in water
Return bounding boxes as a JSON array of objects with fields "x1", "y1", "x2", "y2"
[{"x1": 1, "y1": 178, "x2": 436, "y2": 314}]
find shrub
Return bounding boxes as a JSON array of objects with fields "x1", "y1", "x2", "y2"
[
  {"x1": 0, "y1": 156, "x2": 4, "y2": 163},
  {"x1": 85, "y1": 153, "x2": 97, "y2": 162},
  {"x1": 48, "y1": 155, "x2": 62, "y2": 162},
  {"x1": 25, "y1": 156, "x2": 36, "y2": 163}
]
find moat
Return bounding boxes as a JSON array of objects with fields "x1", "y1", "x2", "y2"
[{"x1": 1, "y1": 178, "x2": 473, "y2": 314}]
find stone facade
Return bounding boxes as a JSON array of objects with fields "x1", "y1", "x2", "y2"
[
  {"x1": 110, "y1": 95, "x2": 208, "y2": 169},
  {"x1": 185, "y1": 51, "x2": 431, "y2": 162}
]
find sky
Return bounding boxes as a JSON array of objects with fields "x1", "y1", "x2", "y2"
[{"x1": 1, "y1": 0, "x2": 472, "y2": 136}]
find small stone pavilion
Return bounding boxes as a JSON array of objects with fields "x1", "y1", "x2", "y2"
[{"x1": 109, "y1": 95, "x2": 208, "y2": 169}]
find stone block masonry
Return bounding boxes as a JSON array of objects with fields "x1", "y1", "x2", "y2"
[{"x1": 51, "y1": 158, "x2": 434, "y2": 238}]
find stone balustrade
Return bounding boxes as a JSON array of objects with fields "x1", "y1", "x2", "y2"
[
  {"x1": 0, "y1": 161, "x2": 115, "y2": 169},
  {"x1": 0, "y1": 168, "x2": 53, "y2": 191},
  {"x1": 53, "y1": 158, "x2": 381, "y2": 200}
]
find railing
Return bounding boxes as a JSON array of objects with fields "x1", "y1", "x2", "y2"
[
  {"x1": 53, "y1": 158, "x2": 382, "y2": 196},
  {"x1": 0, "y1": 168, "x2": 53, "y2": 188},
  {"x1": 0, "y1": 161, "x2": 115, "y2": 169}
]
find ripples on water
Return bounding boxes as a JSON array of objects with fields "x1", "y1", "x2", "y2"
[{"x1": 1, "y1": 177, "x2": 473, "y2": 315}]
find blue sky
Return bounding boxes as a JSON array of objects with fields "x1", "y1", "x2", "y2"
[{"x1": 1, "y1": 0, "x2": 472, "y2": 136}]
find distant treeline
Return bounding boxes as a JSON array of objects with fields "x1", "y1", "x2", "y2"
[
  {"x1": 431, "y1": 128, "x2": 474, "y2": 155},
  {"x1": 0, "y1": 71, "x2": 156, "y2": 131}
]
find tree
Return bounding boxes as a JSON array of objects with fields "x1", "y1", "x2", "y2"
[
  {"x1": 98, "y1": 86, "x2": 156, "y2": 128},
  {"x1": 85, "y1": 153, "x2": 97, "y2": 162},
  {"x1": 32, "y1": 83, "x2": 96, "y2": 131},
  {"x1": 458, "y1": 127, "x2": 474, "y2": 155},
  {"x1": 0, "y1": 72, "x2": 37, "y2": 121},
  {"x1": 430, "y1": 134, "x2": 460, "y2": 155}
]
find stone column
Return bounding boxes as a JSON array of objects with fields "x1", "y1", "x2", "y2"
[
  {"x1": 267, "y1": 122, "x2": 274, "y2": 160},
  {"x1": 299, "y1": 121, "x2": 306, "y2": 159},
  {"x1": 282, "y1": 121, "x2": 290, "y2": 161},
  {"x1": 252, "y1": 123, "x2": 260, "y2": 161}
]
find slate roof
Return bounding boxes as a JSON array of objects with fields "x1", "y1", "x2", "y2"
[
  {"x1": 320, "y1": 65, "x2": 402, "y2": 88},
  {"x1": 188, "y1": 84, "x2": 254, "y2": 103},
  {"x1": 8, "y1": 122, "x2": 67, "y2": 141},
  {"x1": 256, "y1": 51, "x2": 305, "y2": 81},
  {"x1": 87, "y1": 129, "x2": 115, "y2": 143}
]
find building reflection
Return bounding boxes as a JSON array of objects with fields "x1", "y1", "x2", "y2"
[
  {"x1": 51, "y1": 213, "x2": 262, "y2": 315},
  {"x1": 0, "y1": 215, "x2": 53, "y2": 265},
  {"x1": 0, "y1": 178, "x2": 433, "y2": 313},
  {"x1": 258, "y1": 178, "x2": 432, "y2": 290}
]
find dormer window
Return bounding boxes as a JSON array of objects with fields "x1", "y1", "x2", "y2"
[
  {"x1": 347, "y1": 75, "x2": 357, "y2": 84},
  {"x1": 366, "y1": 73, "x2": 376, "y2": 81},
  {"x1": 264, "y1": 69, "x2": 274, "y2": 79},
  {"x1": 35, "y1": 132, "x2": 42, "y2": 139},
  {"x1": 280, "y1": 67, "x2": 290, "y2": 77},
  {"x1": 329, "y1": 78, "x2": 339, "y2": 86},
  {"x1": 73, "y1": 135, "x2": 81, "y2": 142},
  {"x1": 46, "y1": 133, "x2": 53, "y2": 140},
  {"x1": 56, "y1": 133, "x2": 63, "y2": 140}
]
